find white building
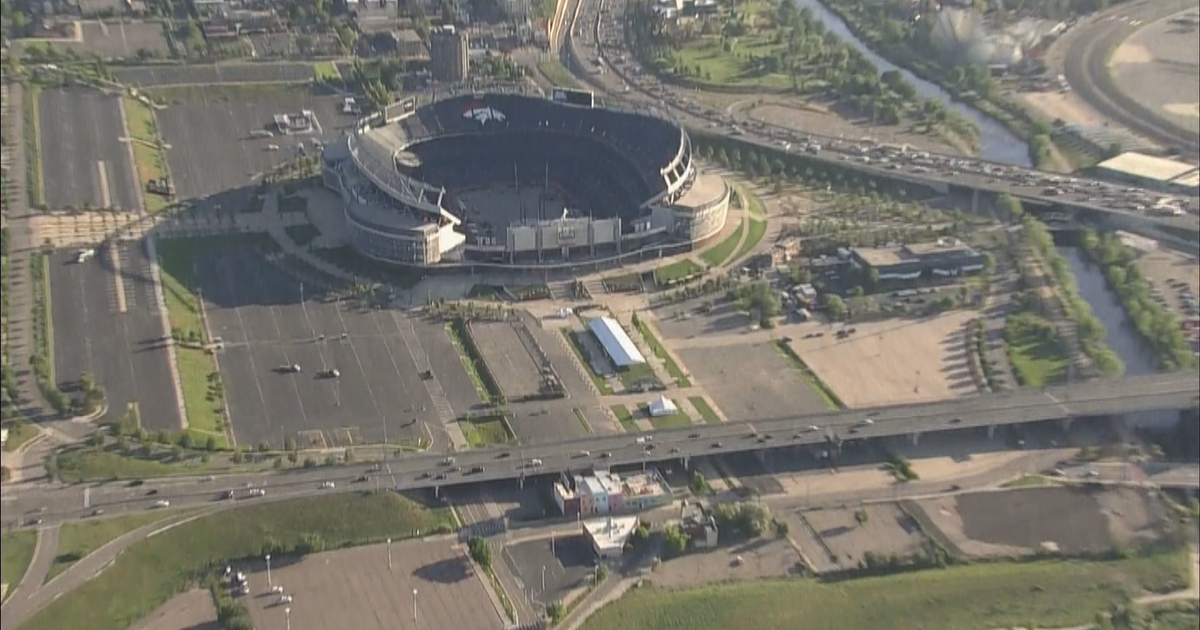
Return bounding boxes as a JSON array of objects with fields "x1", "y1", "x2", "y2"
[
  {"x1": 583, "y1": 516, "x2": 640, "y2": 558},
  {"x1": 648, "y1": 396, "x2": 677, "y2": 418},
  {"x1": 588, "y1": 317, "x2": 646, "y2": 367}
]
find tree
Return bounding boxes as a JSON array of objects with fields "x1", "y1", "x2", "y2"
[
  {"x1": 232, "y1": 447, "x2": 245, "y2": 464},
  {"x1": 206, "y1": 436, "x2": 217, "y2": 451},
  {"x1": 468, "y1": 536, "x2": 492, "y2": 569},
  {"x1": 662, "y1": 524, "x2": 689, "y2": 558},
  {"x1": 547, "y1": 601, "x2": 566, "y2": 623},
  {"x1": 823, "y1": 294, "x2": 848, "y2": 320}
]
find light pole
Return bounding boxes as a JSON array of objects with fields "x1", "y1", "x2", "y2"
[
  {"x1": 284, "y1": 606, "x2": 291, "y2": 630},
  {"x1": 387, "y1": 538, "x2": 392, "y2": 571},
  {"x1": 541, "y1": 564, "x2": 546, "y2": 594},
  {"x1": 265, "y1": 554, "x2": 272, "y2": 588},
  {"x1": 412, "y1": 588, "x2": 418, "y2": 627}
]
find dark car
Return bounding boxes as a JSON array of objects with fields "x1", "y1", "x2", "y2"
[
  {"x1": 353, "y1": 475, "x2": 369, "y2": 483},
  {"x1": 497, "y1": 452, "x2": 511, "y2": 459},
  {"x1": 146, "y1": 489, "x2": 159, "y2": 496},
  {"x1": 711, "y1": 441, "x2": 723, "y2": 448},
  {"x1": 418, "y1": 471, "x2": 431, "y2": 480},
  {"x1": 688, "y1": 433, "x2": 701, "y2": 439},
  {"x1": 600, "y1": 452, "x2": 612, "y2": 459},
  {"x1": 469, "y1": 466, "x2": 485, "y2": 474},
  {"x1": 434, "y1": 473, "x2": 447, "y2": 481}
]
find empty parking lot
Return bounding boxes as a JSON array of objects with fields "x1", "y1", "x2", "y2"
[
  {"x1": 50, "y1": 242, "x2": 183, "y2": 432},
  {"x1": 243, "y1": 539, "x2": 504, "y2": 630},
  {"x1": 678, "y1": 342, "x2": 827, "y2": 422},
  {"x1": 39, "y1": 87, "x2": 140, "y2": 211},
  {"x1": 153, "y1": 85, "x2": 350, "y2": 199},
  {"x1": 113, "y1": 63, "x2": 316, "y2": 87},
  {"x1": 504, "y1": 535, "x2": 597, "y2": 609},
  {"x1": 191, "y1": 243, "x2": 479, "y2": 448}
]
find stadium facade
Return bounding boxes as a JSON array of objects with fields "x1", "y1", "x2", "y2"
[{"x1": 320, "y1": 87, "x2": 729, "y2": 268}]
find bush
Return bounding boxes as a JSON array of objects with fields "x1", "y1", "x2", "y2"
[
  {"x1": 662, "y1": 524, "x2": 689, "y2": 558},
  {"x1": 468, "y1": 535, "x2": 492, "y2": 570},
  {"x1": 547, "y1": 600, "x2": 566, "y2": 623}
]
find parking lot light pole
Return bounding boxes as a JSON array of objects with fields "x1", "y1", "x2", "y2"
[
  {"x1": 265, "y1": 554, "x2": 272, "y2": 587},
  {"x1": 387, "y1": 538, "x2": 392, "y2": 571},
  {"x1": 412, "y1": 588, "x2": 418, "y2": 627},
  {"x1": 284, "y1": 606, "x2": 291, "y2": 630}
]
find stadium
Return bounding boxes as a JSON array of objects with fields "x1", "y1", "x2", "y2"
[{"x1": 320, "y1": 86, "x2": 730, "y2": 267}]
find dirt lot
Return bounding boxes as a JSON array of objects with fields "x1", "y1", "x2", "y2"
[
  {"x1": 469, "y1": 320, "x2": 543, "y2": 399},
  {"x1": 678, "y1": 341, "x2": 829, "y2": 421},
  {"x1": 912, "y1": 486, "x2": 1168, "y2": 559},
  {"x1": 1109, "y1": 6, "x2": 1200, "y2": 135},
  {"x1": 1018, "y1": 90, "x2": 1108, "y2": 128},
  {"x1": 243, "y1": 539, "x2": 504, "y2": 630},
  {"x1": 649, "y1": 535, "x2": 804, "y2": 590},
  {"x1": 789, "y1": 311, "x2": 978, "y2": 408},
  {"x1": 798, "y1": 504, "x2": 929, "y2": 570},
  {"x1": 128, "y1": 589, "x2": 219, "y2": 630}
]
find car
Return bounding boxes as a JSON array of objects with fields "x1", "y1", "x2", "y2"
[
  {"x1": 281, "y1": 364, "x2": 301, "y2": 373},
  {"x1": 220, "y1": 490, "x2": 236, "y2": 500},
  {"x1": 599, "y1": 452, "x2": 612, "y2": 459},
  {"x1": 90, "y1": 508, "x2": 105, "y2": 517},
  {"x1": 808, "y1": 425, "x2": 820, "y2": 432},
  {"x1": 578, "y1": 450, "x2": 590, "y2": 457},
  {"x1": 202, "y1": 475, "x2": 216, "y2": 482},
  {"x1": 441, "y1": 457, "x2": 456, "y2": 466},
  {"x1": 146, "y1": 489, "x2": 159, "y2": 496},
  {"x1": 497, "y1": 452, "x2": 511, "y2": 459},
  {"x1": 861, "y1": 419, "x2": 874, "y2": 426},
  {"x1": 711, "y1": 442, "x2": 723, "y2": 448},
  {"x1": 1086, "y1": 469, "x2": 1100, "y2": 478},
  {"x1": 320, "y1": 481, "x2": 336, "y2": 489},
  {"x1": 319, "y1": 368, "x2": 340, "y2": 379},
  {"x1": 949, "y1": 418, "x2": 962, "y2": 424},
  {"x1": 688, "y1": 433, "x2": 701, "y2": 439},
  {"x1": 368, "y1": 464, "x2": 382, "y2": 473},
  {"x1": 434, "y1": 473, "x2": 447, "y2": 480},
  {"x1": 669, "y1": 447, "x2": 680, "y2": 454},
  {"x1": 469, "y1": 466, "x2": 485, "y2": 474},
  {"x1": 353, "y1": 475, "x2": 368, "y2": 483},
  {"x1": 644, "y1": 444, "x2": 656, "y2": 451},
  {"x1": 152, "y1": 500, "x2": 171, "y2": 509},
  {"x1": 248, "y1": 489, "x2": 266, "y2": 498}
]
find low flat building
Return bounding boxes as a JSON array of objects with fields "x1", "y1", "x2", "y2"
[
  {"x1": 681, "y1": 502, "x2": 718, "y2": 549},
  {"x1": 1093, "y1": 151, "x2": 1199, "y2": 193},
  {"x1": 552, "y1": 468, "x2": 672, "y2": 516},
  {"x1": 850, "y1": 238, "x2": 984, "y2": 282},
  {"x1": 583, "y1": 516, "x2": 639, "y2": 559}
]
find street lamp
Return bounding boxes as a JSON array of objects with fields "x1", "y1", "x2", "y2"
[
  {"x1": 284, "y1": 606, "x2": 291, "y2": 630},
  {"x1": 412, "y1": 588, "x2": 418, "y2": 627},
  {"x1": 387, "y1": 538, "x2": 392, "y2": 570},
  {"x1": 265, "y1": 554, "x2": 272, "y2": 588}
]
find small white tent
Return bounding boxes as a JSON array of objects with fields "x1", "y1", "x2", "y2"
[{"x1": 648, "y1": 396, "x2": 678, "y2": 417}]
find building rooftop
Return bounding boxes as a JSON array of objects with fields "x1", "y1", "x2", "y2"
[
  {"x1": 1170, "y1": 171, "x2": 1200, "y2": 190},
  {"x1": 588, "y1": 317, "x2": 646, "y2": 367},
  {"x1": 581, "y1": 475, "x2": 608, "y2": 497},
  {"x1": 594, "y1": 470, "x2": 624, "y2": 495},
  {"x1": 583, "y1": 516, "x2": 639, "y2": 553},
  {"x1": 903, "y1": 238, "x2": 975, "y2": 257},
  {"x1": 621, "y1": 470, "x2": 671, "y2": 500},
  {"x1": 854, "y1": 239, "x2": 977, "y2": 267},
  {"x1": 1097, "y1": 151, "x2": 1197, "y2": 183}
]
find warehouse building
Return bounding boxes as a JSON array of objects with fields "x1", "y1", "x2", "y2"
[
  {"x1": 850, "y1": 238, "x2": 985, "y2": 282},
  {"x1": 1093, "y1": 152, "x2": 1199, "y2": 193}
]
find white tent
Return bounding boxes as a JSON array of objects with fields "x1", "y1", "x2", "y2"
[{"x1": 648, "y1": 396, "x2": 677, "y2": 417}]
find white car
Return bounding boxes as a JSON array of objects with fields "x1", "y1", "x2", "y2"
[
  {"x1": 152, "y1": 500, "x2": 171, "y2": 509},
  {"x1": 249, "y1": 489, "x2": 266, "y2": 498},
  {"x1": 320, "y1": 481, "x2": 335, "y2": 489}
]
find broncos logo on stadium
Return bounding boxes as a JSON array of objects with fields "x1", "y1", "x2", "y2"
[{"x1": 461, "y1": 103, "x2": 507, "y2": 125}]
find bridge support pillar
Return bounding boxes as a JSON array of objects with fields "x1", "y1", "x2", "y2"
[
  {"x1": 434, "y1": 485, "x2": 440, "y2": 499},
  {"x1": 519, "y1": 475, "x2": 525, "y2": 490},
  {"x1": 910, "y1": 432, "x2": 920, "y2": 446},
  {"x1": 1059, "y1": 417, "x2": 1073, "y2": 433},
  {"x1": 987, "y1": 425, "x2": 996, "y2": 440},
  {"x1": 683, "y1": 455, "x2": 689, "y2": 470}
]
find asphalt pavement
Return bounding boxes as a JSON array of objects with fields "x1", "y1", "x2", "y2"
[{"x1": 38, "y1": 87, "x2": 140, "y2": 211}]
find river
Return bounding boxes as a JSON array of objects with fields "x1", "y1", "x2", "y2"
[{"x1": 789, "y1": 0, "x2": 1033, "y2": 168}]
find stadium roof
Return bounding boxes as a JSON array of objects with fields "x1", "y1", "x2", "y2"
[{"x1": 588, "y1": 317, "x2": 646, "y2": 368}]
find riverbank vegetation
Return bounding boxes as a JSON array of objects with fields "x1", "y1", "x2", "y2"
[
  {"x1": 1079, "y1": 230, "x2": 1196, "y2": 371},
  {"x1": 813, "y1": 0, "x2": 1111, "y2": 167},
  {"x1": 626, "y1": 0, "x2": 978, "y2": 147}
]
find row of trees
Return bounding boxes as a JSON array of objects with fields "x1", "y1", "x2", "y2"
[{"x1": 1080, "y1": 230, "x2": 1196, "y2": 371}]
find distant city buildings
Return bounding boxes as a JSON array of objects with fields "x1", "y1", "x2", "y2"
[
  {"x1": 552, "y1": 469, "x2": 672, "y2": 518},
  {"x1": 429, "y1": 25, "x2": 469, "y2": 82}
]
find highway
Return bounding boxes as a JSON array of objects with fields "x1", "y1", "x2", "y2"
[
  {"x1": 5, "y1": 373, "x2": 1195, "y2": 528},
  {"x1": 563, "y1": 0, "x2": 1200, "y2": 236}
]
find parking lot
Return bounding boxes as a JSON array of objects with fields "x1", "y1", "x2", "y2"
[
  {"x1": 113, "y1": 63, "x2": 315, "y2": 87},
  {"x1": 469, "y1": 321, "x2": 544, "y2": 399},
  {"x1": 193, "y1": 243, "x2": 479, "y2": 448},
  {"x1": 39, "y1": 87, "x2": 140, "y2": 211},
  {"x1": 78, "y1": 21, "x2": 171, "y2": 59},
  {"x1": 503, "y1": 535, "x2": 597, "y2": 610},
  {"x1": 154, "y1": 86, "x2": 350, "y2": 199},
  {"x1": 799, "y1": 504, "x2": 930, "y2": 570},
  {"x1": 243, "y1": 539, "x2": 504, "y2": 630},
  {"x1": 678, "y1": 342, "x2": 828, "y2": 421},
  {"x1": 50, "y1": 242, "x2": 183, "y2": 432}
]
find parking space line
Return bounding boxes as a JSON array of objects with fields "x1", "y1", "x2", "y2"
[
  {"x1": 332, "y1": 298, "x2": 390, "y2": 442},
  {"x1": 108, "y1": 243, "x2": 127, "y2": 314},
  {"x1": 217, "y1": 258, "x2": 277, "y2": 438},
  {"x1": 96, "y1": 160, "x2": 111, "y2": 208}
]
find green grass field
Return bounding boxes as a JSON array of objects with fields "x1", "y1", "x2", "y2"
[
  {"x1": 573, "y1": 408, "x2": 594, "y2": 434},
  {"x1": 731, "y1": 219, "x2": 767, "y2": 263},
  {"x1": 313, "y1": 61, "x2": 341, "y2": 82},
  {"x1": 632, "y1": 317, "x2": 690, "y2": 387},
  {"x1": 611, "y1": 405, "x2": 638, "y2": 433},
  {"x1": 45, "y1": 510, "x2": 196, "y2": 584},
  {"x1": 458, "y1": 416, "x2": 514, "y2": 448},
  {"x1": 580, "y1": 551, "x2": 1193, "y2": 630},
  {"x1": 699, "y1": 221, "x2": 744, "y2": 267},
  {"x1": 54, "y1": 447, "x2": 271, "y2": 483},
  {"x1": 123, "y1": 97, "x2": 170, "y2": 213},
  {"x1": 21, "y1": 492, "x2": 455, "y2": 630},
  {"x1": 563, "y1": 330, "x2": 614, "y2": 395},
  {"x1": 1005, "y1": 311, "x2": 1068, "y2": 389},
  {"x1": 175, "y1": 348, "x2": 227, "y2": 448},
  {"x1": 445, "y1": 321, "x2": 499, "y2": 404},
  {"x1": 673, "y1": 34, "x2": 790, "y2": 88},
  {"x1": 2, "y1": 420, "x2": 40, "y2": 452},
  {"x1": 616, "y1": 362, "x2": 658, "y2": 390},
  {"x1": 688, "y1": 397, "x2": 721, "y2": 424},
  {"x1": 640, "y1": 401, "x2": 693, "y2": 430},
  {"x1": 1, "y1": 530, "x2": 37, "y2": 603},
  {"x1": 538, "y1": 60, "x2": 582, "y2": 89},
  {"x1": 155, "y1": 239, "x2": 207, "y2": 341},
  {"x1": 653, "y1": 259, "x2": 703, "y2": 286}
]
